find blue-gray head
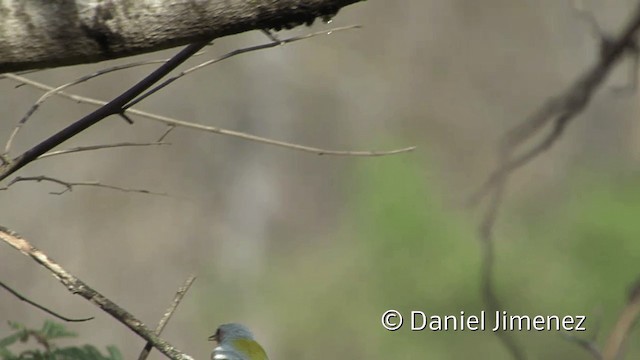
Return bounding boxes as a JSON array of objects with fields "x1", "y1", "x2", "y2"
[{"x1": 209, "y1": 323, "x2": 255, "y2": 343}]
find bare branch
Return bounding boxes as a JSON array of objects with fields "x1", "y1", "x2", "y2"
[
  {"x1": 0, "y1": 280, "x2": 94, "y2": 322},
  {"x1": 158, "y1": 126, "x2": 177, "y2": 142},
  {"x1": 0, "y1": 0, "x2": 361, "y2": 73},
  {"x1": 0, "y1": 25, "x2": 413, "y2": 183},
  {"x1": 0, "y1": 175, "x2": 167, "y2": 196},
  {"x1": 571, "y1": 0, "x2": 605, "y2": 39},
  {"x1": 470, "y1": 2, "x2": 640, "y2": 206},
  {"x1": 478, "y1": 179, "x2": 527, "y2": 360},
  {"x1": 38, "y1": 142, "x2": 170, "y2": 160},
  {"x1": 566, "y1": 306, "x2": 604, "y2": 356},
  {"x1": 469, "y1": 5, "x2": 640, "y2": 360},
  {"x1": 138, "y1": 275, "x2": 197, "y2": 360},
  {"x1": 560, "y1": 332, "x2": 602, "y2": 359},
  {"x1": 0, "y1": 225, "x2": 194, "y2": 360},
  {"x1": 0, "y1": 40, "x2": 212, "y2": 182},
  {"x1": 4, "y1": 73, "x2": 415, "y2": 159},
  {"x1": 602, "y1": 277, "x2": 640, "y2": 360},
  {"x1": 3, "y1": 55, "x2": 202, "y2": 155},
  {"x1": 124, "y1": 25, "x2": 361, "y2": 109}
]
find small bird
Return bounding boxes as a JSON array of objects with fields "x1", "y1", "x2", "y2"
[{"x1": 209, "y1": 323, "x2": 269, "y2": 360}]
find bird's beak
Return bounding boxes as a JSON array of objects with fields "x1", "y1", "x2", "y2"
[{"x1": 208, "y1": 333, "x2": 219, "y2": 343}]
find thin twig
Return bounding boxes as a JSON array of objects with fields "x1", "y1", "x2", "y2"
[
  {"x1": 123, "y1": 25, "x2": 361, "y2": 110},
  {"x1": 0, "y1": 280, "x2": 94, "y2": 322},
  {"x1": 560, "y1": 332, "x2": 602, "y2": 360},
  {"x1": 571, "y1": 0, "x2": 605, "y2": 39},
  {"x1": 4, "y1": 74, "x2": 415, "y2": 157},
  {"x1": 0, "y1": 175, "x2": 167, "y2": 196},
  {"x1": 158, "y1": 126, "x2": 177, "y2": 142},
  {"x1": 0, "y1": 39, "x2": 212, "y2": 182},
  {"x1": 261, "y1": 29, "x2": 283, "y2": 44},
  {"x1": 478, "y1": 178, "x2": 527, "y2": 360},
  {"x1": 138, "y1": 275, "x2": 197, "y2": 360},
  {"x1": 3, "y1": 55, "x2": 206, "y2": 155},
  {"x1": 38, "y1": 142, "x2": 169, "y2": 159},
  {"x1": 0, "y1": 225, "x2": 194, "y2": 360},
  {"x1": 559, "y1": 306, "x2": 603, "y2": 359}
]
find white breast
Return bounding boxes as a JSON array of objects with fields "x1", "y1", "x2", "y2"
[{"x1": 211, "y1": 345, "x2": 246, "y2": 360}]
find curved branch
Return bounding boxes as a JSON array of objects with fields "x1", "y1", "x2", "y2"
[{"x1": 0, "y1": 280, "x2": 94, "y2": 322}]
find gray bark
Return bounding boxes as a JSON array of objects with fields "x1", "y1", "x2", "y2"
[{"x1": 0, "y1": 0, "x2": 360, "y2": 73}]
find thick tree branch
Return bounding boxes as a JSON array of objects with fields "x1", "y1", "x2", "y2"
[
  {"x1": 0, "y1": 0, "x2": 361, "y2": 73},
  {"x1": 0, "y1": 225, "x2": 193, "y2": 360}
]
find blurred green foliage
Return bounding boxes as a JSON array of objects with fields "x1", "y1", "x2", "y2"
[
  {"x1": 0, "y1": 321, "x2": 121, "y2": 360},
  {"x1": 202, "y1": 154, "x2": 640, "y2": 359}
]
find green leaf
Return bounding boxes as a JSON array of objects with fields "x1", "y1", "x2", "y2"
[
  {"x1": 2, "y1": 321, "x2": 121, "y2": 360},
  {"x1": 40, "y1": 321, "x2": 76, "y2": 340}
]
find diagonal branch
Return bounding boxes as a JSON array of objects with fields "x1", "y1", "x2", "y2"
[
  {"x1": 560, "y1": 332, "x2": 602, "y2": 360},
  {"x1": 479, "y1": 179, "x2": 526, "y2": 360},
  {"x1": 3, "y1": 52, "x2": 207, "y2": 154},
  {"x1": 468, "y1": 3, "x2": 640, "y2": 360},
  {"x1": 0, "y1": 40, "x2": 211, "y2": 182},
  {"x1": 38, "y1": 142, "x2": 170, "y2": 160},
  {"x1": 602, "y1": 277, "x2": 640, "y2": 360},
  {"x1": 0, "y1": 225, "x2": 194, "y2": 360},
  {"x1": 470, "y1": 2, "x2": 640, "y2": 206},
  {"x1": 4, "y1": 73, "x2": 415, "y2": 158},
  {"x1": 560, "y1": 306, "x2": 603, "y2": 359},
  {"x1": 123, "y1": 25, "x2": 361, "y2": 109},
  {"x1": 138, "y1": 275, "x2": 197, "y2": 360},
  {"x1": 0, "y1": 175, "x2": 167, "y2": 196}
]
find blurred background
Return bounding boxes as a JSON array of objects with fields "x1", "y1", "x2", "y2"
[{"x1": 2, "y1": 0, "x2": 640, "y2": 358}]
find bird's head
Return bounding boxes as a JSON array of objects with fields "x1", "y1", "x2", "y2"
[{"x1": 209, "y1": 323, "x2": 255, "y2": 344}]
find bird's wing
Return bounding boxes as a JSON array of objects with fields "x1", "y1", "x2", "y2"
[{"x1": 231, "y1": 339, "x2": 269, "y2": 360}]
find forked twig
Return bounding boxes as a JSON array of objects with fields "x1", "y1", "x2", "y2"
[
  {"x1": 469, "y1": 2, "x2": 640, "y2": 206},
  {"x1": 124, "y1": 25, "x2": 361, "y2": 109},
  {"x1": 38, "y1": 142, "x2": 169, "y2": 159},
  {"x1": 469, "y1": 4, "x2": 640, "y2": 360},
  {"x1": 3, "y1": 52, "x2": 206, "y2": 155},
  {"x1": 0, "y1": 225, "x2": 193, "y2": 360},
  {"x1": 4, "y1": 74, "x2": 415, "y2": 157},
  {"x1": 138, "y1": 275, "x2": 197, "y2": 360},
  {"x1": 0, "y1": 39, "x2": 213, "y2": 182},
  {"x1": 0, "y1": 175, "x2": 167, "y2": 196},
  {"x1": 0, "y1": 24, "x2": 414, "y2": 180}
]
